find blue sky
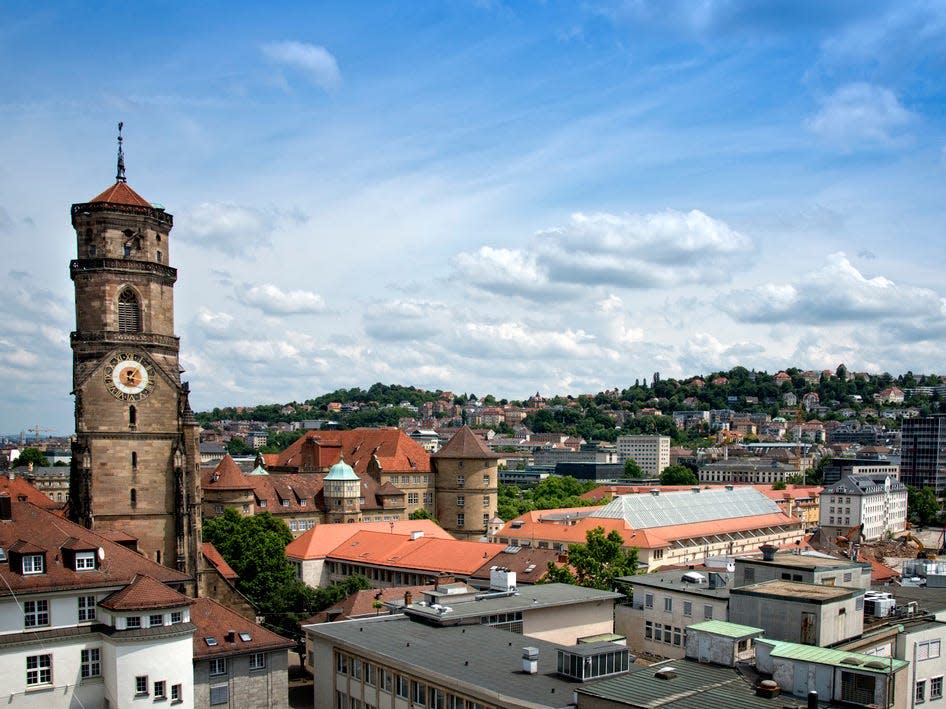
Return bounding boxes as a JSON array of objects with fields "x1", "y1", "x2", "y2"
[{"x1": 2, "y1": 1, "x2": 945, "y2": 435}]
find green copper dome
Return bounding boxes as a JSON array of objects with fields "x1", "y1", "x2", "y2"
[{"x1": 325, "y1": 457, "x2": 359, "y2": 481}]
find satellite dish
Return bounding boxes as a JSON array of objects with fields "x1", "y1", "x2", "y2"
[{"x1": 97, "y1": 547, "x2": 105, "y2": 561}]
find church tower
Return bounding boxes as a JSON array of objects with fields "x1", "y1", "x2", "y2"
[{"x1": 69, "y1": 125, "x2": 201, "y2": 586}]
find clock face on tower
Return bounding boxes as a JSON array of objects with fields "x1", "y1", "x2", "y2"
[{"x1": 104, "y1": 352, "x2": 156, "y2": 401}]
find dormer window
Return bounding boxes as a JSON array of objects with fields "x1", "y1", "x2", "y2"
[
  {"x1": 22, "y1": 554, "x2": 44, "y2": 575},
  {"x1": 75, "y1": 551, "x2": 96, "y2": 571}
]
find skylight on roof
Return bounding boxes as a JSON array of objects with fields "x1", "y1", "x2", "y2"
[
  {"x1": 239, "y1": 632, "x2": 252, "y2": 642},
  {"x1": 205, "y1": 637, "x2": 218, "y2": 646}
]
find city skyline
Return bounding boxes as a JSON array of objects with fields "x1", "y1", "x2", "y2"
[{"x1": 2, "y1": 2, "x2": 945, "y2": 434}]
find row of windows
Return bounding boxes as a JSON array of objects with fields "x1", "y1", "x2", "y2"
[
  {"x1": 125, "y1": 610, "x2": 184, "y2": 629},
  {"x1": 135, "y1": 673, "x2": 183, "y2": 703},
  {"x1": 335, "y1": 653, "x2": 491, "y2": 709},
  {"x1": 916, "y1": 676, "x2": 944, "y2": 703},
  {"x1": 645, "y1": 621, "x2": 683, "y2": 646},
  {"x1": 643, "y1": 593, "x2": 715, "y2": 620},
  {"x1": 455, "y1": 475, "x2": 490, "y2": 488},
  {"x1": 24, "y1": 596, "x2": 101, "y2": 627},
  {"x1": 327, "y1": 562, "x2": 435, "y2": 587},
  {"x1": 455, "y1": 496, "x2": 491, "y2": 507}
]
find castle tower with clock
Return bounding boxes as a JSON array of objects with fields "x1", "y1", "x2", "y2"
[{"x1": 69, "y1": 126, "x2": 201, "y2": 585}]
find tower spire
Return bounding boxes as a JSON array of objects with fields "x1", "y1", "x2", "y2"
[{"x1": 116, "y1": 121, "x2": 126, "y2": 183}]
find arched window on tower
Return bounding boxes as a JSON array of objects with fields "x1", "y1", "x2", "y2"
[
  {"x1": 130, "y1": 488, "x2": 137, "y2": 507},
  {"x1": 118, "y1": 289, "x2": 141, "y2": 332}
]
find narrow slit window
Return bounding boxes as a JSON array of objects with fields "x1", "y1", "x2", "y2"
[{"x1": 129, "y1": 405, "x2": 137, "y2": 426}]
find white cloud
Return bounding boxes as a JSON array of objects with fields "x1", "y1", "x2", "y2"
[
  {"x1": 807, "y1": 83, "x2": 913, "y2": 148},
  {"x1": 261, "y1": 41, "x2": 341, "y2": 90},
  {"x1": 236, "y1": 284, "x2": 326, "y2": 315},
  {"x1": 720, "y1": 252, "x2": 944, "y2": 324},
  {"x1": 453, "y1": 209, "x2": 750, "y2": 299}
]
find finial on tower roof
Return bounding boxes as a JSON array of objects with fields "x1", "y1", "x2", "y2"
[{"x1": 116, "y1": 121, "x2": 126, "y2": 183}]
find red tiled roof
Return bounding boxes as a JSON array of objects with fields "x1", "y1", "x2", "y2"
[
  {"x1": 273, "y1": 428, "x2": 430, "y2": 474},
  {"x1": 469, "y1": 547, "x2": 561, "y2": 584},
  {"x1": 433, "y1": 426, "x2": 501, "y2": 460},
  {"x1": 191, "y1": 596, "x2": 294, "y2": 659},
  {"x1": 326, "y1": 530, "x2": 506, "y2": 575},
  {"x1": 203, "y1": 455, "x2": 253, "y2": 491},
  {"x1": 0, "y1": 475, "x2": 63, "y2": 511},
  {"x1": 286, "y1": 519, "x2": 453, "y2": 561},
  {"x1": 88, "y1": 181, "x2": 152, "y2": 207},
  {"x1": 202, "y1": 542, "x2": 238, "y2": 580},
  {"x1": 99, "y1": 574, "x2": 192, "y2": 611},
  {"x1": 0, "y1": 499, "x2": 190, "y2": 596}
]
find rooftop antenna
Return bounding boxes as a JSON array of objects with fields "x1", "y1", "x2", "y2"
[{"x1": 116, "y1": 121, "x2": 126, "y2": 183}]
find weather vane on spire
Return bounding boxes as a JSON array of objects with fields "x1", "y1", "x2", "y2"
[{"x1": 116, "y1": 121, "x2": 126, "y2": 183}]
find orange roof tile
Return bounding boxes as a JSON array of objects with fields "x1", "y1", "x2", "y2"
[
  {"x1": 202, "y1": 542, "x2": 238, "y2": 580},
  {"x1": 88, "y1": 180, "x2": 152, "y2": 207},
  {"x1": 99, "y1": 574, "x2": 192, "y2": 611},
  {"x1": 304, "y1": 584, "x2": 434, "y2": 624},
  {"x1": 0, "y1": 474, "x2": 64, "y2": 511},
  {"x1": 326, "y1": 530, "x2": 506, "y2": 575},
  {"x1": 286, "y1": 519, "x2": 453, "y2": 561}
]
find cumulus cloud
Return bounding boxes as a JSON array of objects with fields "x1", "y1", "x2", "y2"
[
  {"x1": 261, "y1": 41, "x2": 341, "y2": 90},
  {"x1": 453, "y1": 209, "x2": 749, "y2": 299},
  {"x1": 236, "y1": 284, "x2": 326, "y2": 315},
  {"x1": 720, "y1": 252, "x2": 945, "y2": 324},
  {"x1": 807, "y1": 83, "x2": 913, "y2": 148}
]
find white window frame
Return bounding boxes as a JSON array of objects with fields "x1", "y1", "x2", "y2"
[
  {"x1": 75, "y1": 551, "x2": 96, "y2": 570},
  {"x1": 81, "y1": 648, "x2": 101, "y2": 678},
  {"x1": 209, "y1": 657, "x2": 227, "y2": 676},
  {"x1": 78, "y1": 595, "x2": 96, "y2": 622},
  {"x1": 249, "y1": 652, "x2": 266, "y2": 670},
  {"x1": 26, "y1": 654, "x2": 52, "y2": 686},
  {"x1": 22, "y1": 554, "x2": 44, "y2": 575},
  {"x1": 24, "y1": 599, "x2": 49, "y2": 628}
]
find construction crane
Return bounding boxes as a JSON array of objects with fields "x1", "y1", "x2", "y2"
[
  {"x1": 836, "y1": 522, "x2": 864, "y2": 546},
  {"x1": 29, "y1": 425, "x2": 54, "y2": 441}
]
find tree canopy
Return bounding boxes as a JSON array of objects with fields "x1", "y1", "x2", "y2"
[
  {"x1": 622, "y1": 459, "x2": 644, "y2": 479},
  {"x1": 908, "y1": 486, "x2": 941, "y2": 526},
  {"x1": 497, "y1": 476, "x2": 604, "y2": 520},
  {"x1": 659, "y1": 464, "x2": 698, "y2": 486},
  {"x1": 13, "y1": 447, "x2": 50, "y2": 467},
  {"x1": 545, "y1": 527, "x2": 639, "y2": 590},
  {"x1": 202, "y1": 509, "x2": 371, "y2": 641}
]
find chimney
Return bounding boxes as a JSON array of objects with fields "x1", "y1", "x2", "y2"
[
  {"x1": 410, "y1": 530, "x2": 424, "y2": 541},
  {"x1": 404, "y1": 591, "x2": 413, "y2": 606},
  {"x1": 759, "y1": 544, "x2": 777, "y2": 561},
  {"x1": 807, "y1": 691, "x2": 818, "y2": 709},
  {"x1": 435, "y1": 574, "x2": 455, "y2": 590},
  {"x1": 0, "y1": 494, "x2": 10, "y2": 521},
  {"x1": 522, "y1": 647, "x2": 539, "y2": 674},
  {"x1": 225, "y1": 630, "x2": 236, "y2": 643}
]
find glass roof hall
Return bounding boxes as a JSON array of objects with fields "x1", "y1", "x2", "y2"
[{"x1": 590, "y1": 487, "x2": 780, "y2": 529}]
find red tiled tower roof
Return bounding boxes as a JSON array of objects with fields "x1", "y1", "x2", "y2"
[
  {"x1": 88, "y1": 180, "x2": 152, "y2": 207},
  {"x1": 432, "y1": 426, "x2": 500, "y2": 460},
  {"x1": 203, "y1": 455, "x2": 253, "y2": 491}
]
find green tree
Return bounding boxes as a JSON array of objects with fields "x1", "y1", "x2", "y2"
[
  {"x1": 772, "y1": 480, "x2": 787, "y2": 490},
  {"x1": 12, "y1": 448, "x2": 50, "y2": 467},
  {"x1": 622, "y1": 459, "x2": 645, "y2": 479},
  {"x1": 226, "y1": 438, "x2": 255, "y2": 456},
  {"x1": 659, "y1": 465, "x2": 698, "y2": 485},
  {"x1": 409, "y1": 508, "x2": 434, "y2": 521},
  {"x1": 545, "y1": 527, "x2": 639, "y2": 590},
  {"x1": 908, "y1": 486, "x2": 940, "y2": 526}
]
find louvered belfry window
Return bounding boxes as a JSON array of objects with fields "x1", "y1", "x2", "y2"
[{"x1": 118, "y1": 289, "x2": 141, "y2": 332}]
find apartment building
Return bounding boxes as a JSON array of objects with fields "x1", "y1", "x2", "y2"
[{"x1": 616, "y1": 435, "x2": 670, "y2": 476}]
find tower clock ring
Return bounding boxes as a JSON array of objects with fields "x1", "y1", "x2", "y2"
[{"x1": 105, "y1": 352, "x2": 156, "y2": 401}]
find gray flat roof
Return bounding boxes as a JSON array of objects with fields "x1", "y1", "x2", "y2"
[
  {"x1": 307, "y1": 616, "x2": 627, "y2": 708},
  {"x1": 406, "y1": 583, "x2": 622, "y2": 623},
  {"x1": 738, "y1": 552, "x2": 871, "y2": 573},
  {"x1": 617, "y1": 571, "x2": 732, "y2": 599},
  {"x1": 732, "y1": 580, "x2": 863, "y2": 603},
  {"x1": 576, "y1": 658, "x2": 780, "y2": 708}
]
